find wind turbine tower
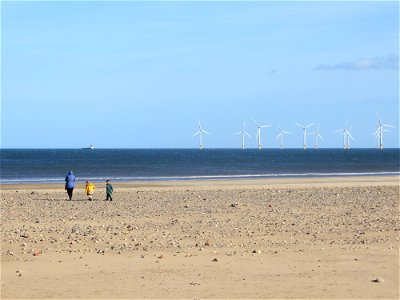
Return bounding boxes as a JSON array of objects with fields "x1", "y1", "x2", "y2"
[
  {"x1": 276, "y1": 125, "x2": 290, "y2": 149},
  {"x1": 373, "y1": 132, "x2": 380, "y2": 149},
  {"x1": 309, "y1": 125, "x2": 323, "y2": 150},
  {"x1": 295, "y1": 122, "x2": 314, "y2": 150},
  {"x1": 192, "y1": 121, "x2": 210, "y2": 150},
  {"x1": 375, "y1": 114, "x2": 395, "y2": 150},
  {"x1": 235, "y1": 122, "x2": 251, "y2": 149},
  {"x1": 252, "y1": 118, "x2": 271, "y2": 150},
  {"x1": 345, "y1": 127, "x2": 354, "y2": 149}
]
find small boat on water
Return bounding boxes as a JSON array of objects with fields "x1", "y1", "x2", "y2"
[{"x1": 82, "y1": 145, "x2": 95, "y2": 150}]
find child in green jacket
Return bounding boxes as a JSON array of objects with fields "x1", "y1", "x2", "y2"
[{"x1": 106, "y1": 180, "x2": 113, "y2": 201}]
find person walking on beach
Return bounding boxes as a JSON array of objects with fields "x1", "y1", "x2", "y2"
[
  {"x1": 85, "y1": 181, "x2": 96, "y2": 201},
  {"x1": 106, "y1": 180, "x2": 113, "y2": 201},
  {"x1": 65, "y1": 170, "x2": 76, "y2": 200}
]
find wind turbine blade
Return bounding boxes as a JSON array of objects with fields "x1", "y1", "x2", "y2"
[
  {"x1": 334, "y1": 129, "x2": 342, "y2": 133},
  {"x1": 376, "y1": 113, "x2": 382, "y2": 125},
  {"x1": 382, "y1": 124, "x2": 395, "y2": 128},
  {"x1": 282, "y1": 131, "x2": 290, "y2": 134},
  {"x1": 347, "y1": 132, "x2": 354, "y2": 140},
  {"x1": 245, "y1": 131, "x2": 251, "y2": 138},
  {"x1": 202, "y1": 130, "x2": 211, "y2": 135},
  {"x1": 295, "y1": 122, "x2": 303, "y2": 128},
  {"x1": 260, "y1": 125, "x2": 272, "y2": 128},
  {"x1": 192, "y1": 131, "x2": 200, "y2": 137},
  {"x1": 305, "y1": 122, "x2": 314, "y2": 128},
  {"x1": 276, "y1": 133, "x2": 281, "y2": 140},
  {"x1": 235, "y1": 131, "x2": 242, "y2": 135},
  {"x1": 318, "y1": 134, "x2": 323, "y2": 140},
  {"x1": 252, "y1": 118, "x2": 259, "y2": 127}
]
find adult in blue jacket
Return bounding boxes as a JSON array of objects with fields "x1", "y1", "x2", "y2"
[{"x1": 65, "y1": 170, "x2": 76, "y2": 200}]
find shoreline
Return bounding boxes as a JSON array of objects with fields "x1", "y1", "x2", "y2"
[{"x1": 1, "y1": 175, "x2": 399, "y2": 190}]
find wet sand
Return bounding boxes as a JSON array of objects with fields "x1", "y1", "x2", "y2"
[{"x1": 1, "y1": 176, "x2": 399, "y2": 299}]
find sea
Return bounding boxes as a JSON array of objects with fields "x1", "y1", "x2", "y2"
[{"x1": 0, "y1": 148, "x2": 399, "y2": 184}]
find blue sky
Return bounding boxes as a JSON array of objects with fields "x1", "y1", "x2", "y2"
[{"x1": 1, "y1": 0, "x2": 399, "y2": 148}]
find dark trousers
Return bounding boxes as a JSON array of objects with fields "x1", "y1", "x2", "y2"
[
  {"x1": 106, "y1": 193, "x2": 113, "y2": 201},
  {"x1": 66, "y1": 188, "x2": 74, "y2": 200}
]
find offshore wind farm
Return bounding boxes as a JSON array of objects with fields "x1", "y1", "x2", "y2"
[{"x1": 193, "y1": 114, "x2": 396, "y2": 150}]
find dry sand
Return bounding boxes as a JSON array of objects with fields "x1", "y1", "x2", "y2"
[{"x1": 1, "y1": 176, "x2": 399, "y2": 299}]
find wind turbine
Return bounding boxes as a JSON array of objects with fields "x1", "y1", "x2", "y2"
[
  {"x1": 335, "y1": 122, "x2": 353, "y2": 150},
  {"x1": 235, "y1": 122, "x2": 251, "y2": 149},
  {"x1": 192, "y1": 121, "x2": 210, "y2": 150},
  {"x1": 309, "y1": 125, "x2": 323, "y2": 150},
  {"x1": 374, "y1": 127, "x2": 392, "y2": 149},
  {"x1": 252, "y1": 118, "x2": 271, "y2": 150},
  {"x1": 375, "y1": 114, "x2": 395, "y2": 150},
  {"x1": 276, "y1": 124, "x2": 290, "y2": 149},
  {"x1": 295, "y1": 122, "x2": 314, "y2": 150},
  {"x1": 345, "y1": 127, "x2": 354, "y2": 149}
]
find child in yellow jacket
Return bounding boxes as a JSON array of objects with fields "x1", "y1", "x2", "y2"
[{"x1": 85, "y1": 181, "x2": 96, "y2": 201}]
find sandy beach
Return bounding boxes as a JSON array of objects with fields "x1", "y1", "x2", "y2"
[{"x1": 1, "y1": 176, "x2": 399, "y2": 299}]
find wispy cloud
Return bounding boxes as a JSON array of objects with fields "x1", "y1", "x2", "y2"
[{"x1": 315, "y1": 54, "x2": 399, "y2": 70}]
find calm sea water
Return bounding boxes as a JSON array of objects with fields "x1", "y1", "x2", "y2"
[{"x1": 0, "y1": 149, "x2": 399, "y2": 184}]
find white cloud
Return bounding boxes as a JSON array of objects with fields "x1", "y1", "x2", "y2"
[{"x1": 315, "y1": 54, "x2": 399, "y2": 70}]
